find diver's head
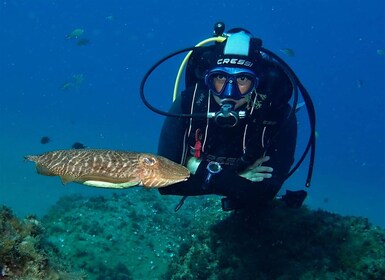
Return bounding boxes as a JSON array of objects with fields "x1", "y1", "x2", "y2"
[{"x1": 204, "y1": 30, "x2": 262, "y2": 109}]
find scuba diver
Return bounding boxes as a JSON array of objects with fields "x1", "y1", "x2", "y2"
[{"x1": 140, "y1": 22, "x2": 316, "y2": 211}]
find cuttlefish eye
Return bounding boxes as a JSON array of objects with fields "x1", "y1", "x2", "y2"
[{"x1": 143, "y1": 157, "x2": 156, "y2": 166}]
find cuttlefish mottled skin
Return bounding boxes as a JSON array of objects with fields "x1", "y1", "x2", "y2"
[{"x1": 25, "y1": 149, "x2": 190, "y2": 189}]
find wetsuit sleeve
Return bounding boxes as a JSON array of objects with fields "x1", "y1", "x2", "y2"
[{"x1": 209, "y1": 109, "x2": 297, "y2": 208}]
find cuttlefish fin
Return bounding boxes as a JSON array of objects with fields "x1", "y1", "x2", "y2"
[
  {"x1": 36, "y1": 165, "x2": 57, "y2": 176},
  {"x1": 59, "y1": 175, "x2": 78, "y2": 185}
]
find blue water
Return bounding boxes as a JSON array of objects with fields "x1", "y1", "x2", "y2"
[{"x1": 0, "y1": 0, "x2": 383, "y2": 228}]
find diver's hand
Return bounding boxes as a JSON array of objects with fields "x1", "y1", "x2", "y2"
[
  {"x1": 186, "y1": 157, "x2": 202, "y2": 175},
  {"x1": 239, "y1": 156, "x2": 273, "y2": 182}
]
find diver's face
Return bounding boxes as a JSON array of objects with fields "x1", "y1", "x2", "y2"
[
  {"x1": 211, "y1": 74, "x2": 250, "y2": 109},
  {"x1": 212, "y1": 74, "x2": 254, "y2": 96},
  {"x1": 205, "y1": 68, "x2": 257, "y2": 102}
]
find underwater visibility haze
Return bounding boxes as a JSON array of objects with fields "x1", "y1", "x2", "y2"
[{"x1": 0, "y1": 0, "x2": 384, "y2": 279}]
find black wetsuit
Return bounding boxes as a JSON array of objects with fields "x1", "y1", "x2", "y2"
[{"x1": 157, "y1": 59, "x2": 297, "y2": 210}]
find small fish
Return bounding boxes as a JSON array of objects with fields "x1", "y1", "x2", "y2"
[
  {"x1": 71, "y1": 142, "x2": 87, "y2": 149},
  {"x1": 72, "y1": 74, "x2": 84, "y2": 85},
  {"x1": 279, "y1": 48, "x2": 295, "y2": 57},
  {"x1": 60, "y1": 82, "x2": 74, "y2": 91},
  {"x1": 76, "y1": 38, "x2": 90, "y2": 46},
  {"x1": 40, "y1": 136, "x2": 51, "y2": 144},
  {"x1": 376, "y1": 49, "x2": 385, "y2": 56},
  {"x1": 356, "y1": 79, "x2": 364, "y2": 88},
  {"x1": 60, "y1": 74, "x2": 84, "y2": 90},
  {"x1": 25, "y1": 149, "x2": 190, "y2": 189},
  {"x1": 66, "y1": 28, "x2": 84, "y2": 39},
  {"x1": 105, "y1": 15, "x2": 116, "y2": 21}
]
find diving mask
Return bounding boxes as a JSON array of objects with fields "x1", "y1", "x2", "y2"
[{"x1": 205, "y1": 67, "x2": 258, "y2": 100}]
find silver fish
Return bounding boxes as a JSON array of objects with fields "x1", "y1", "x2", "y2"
[{"x1": 25, "y1": 149, "x2": 189, "y2": 189}]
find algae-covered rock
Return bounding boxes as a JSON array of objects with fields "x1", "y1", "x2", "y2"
[
  {"x1": 41, "y1": 190, "x2": 208, "y2": 280},
  {"x1": 0, "y1": 206, "x2": 67, "y2": 279},
  {"x1": 164, "y1": 202, "x2": 385, "y2": 280},
  {"x1": 12, "y1": 190, "x2": 383, "y2": 280}
]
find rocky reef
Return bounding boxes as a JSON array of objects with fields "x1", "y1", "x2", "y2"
[
  {"x1": 0, "y1": 205, "x2": 78, "y2": 279},
  {"x1": 1, "y1": 189, "x2": 384, "y2": 279},
  {"x1": 41, "y1": 190, "x2": 198, "y2": 280},
  {"x1": 165, "y1": 202, "x2": 385, "y2": 279}
]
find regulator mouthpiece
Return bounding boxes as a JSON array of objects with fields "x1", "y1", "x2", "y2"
[{"x1": 213, "y1": 103, "x2": 245, "y2": 127}]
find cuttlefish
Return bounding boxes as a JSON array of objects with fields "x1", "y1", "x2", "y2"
[{"x1": 25, "y1": 149, "x2": 189, "y2": 189}]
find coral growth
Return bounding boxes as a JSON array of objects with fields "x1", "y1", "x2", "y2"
[{"x1": 0, "y1": 206, "x2": 64, "y2": 279}]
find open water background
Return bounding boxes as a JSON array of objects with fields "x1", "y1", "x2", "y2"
[{"x1": 0, "y1": 0, "x2": 384, "y2": 227}]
